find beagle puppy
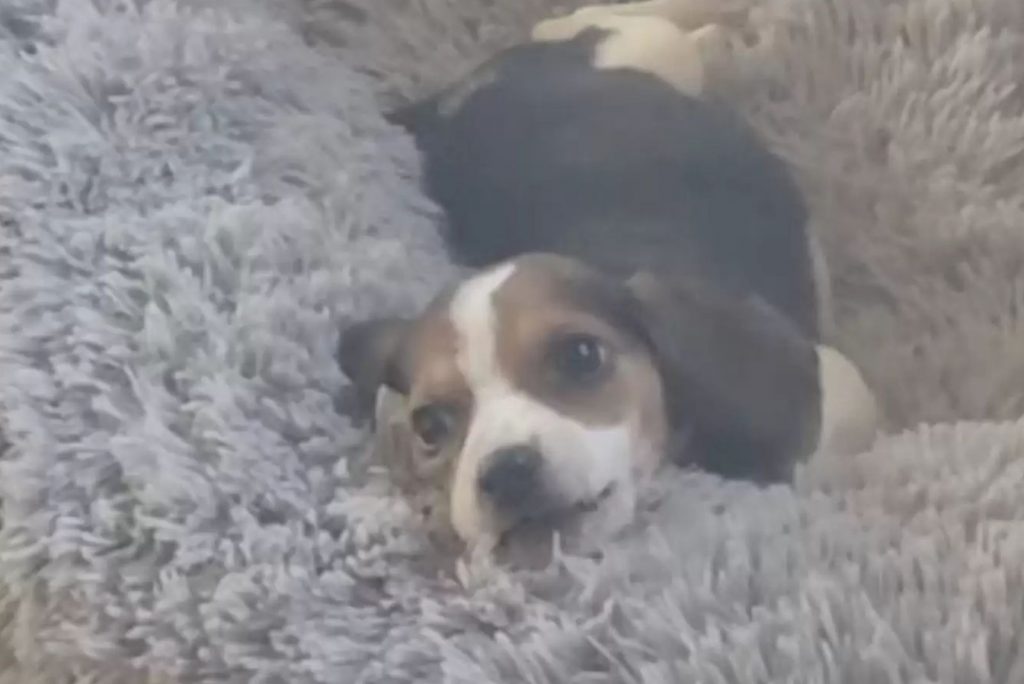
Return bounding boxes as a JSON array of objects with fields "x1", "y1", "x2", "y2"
[{"x1": 339, "y1": 0, "x2": 879, "y2": 557}]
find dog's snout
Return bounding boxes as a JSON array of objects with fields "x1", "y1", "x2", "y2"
[{"x1": 478, "y1": 444, "x2": 542, "y2": 511}]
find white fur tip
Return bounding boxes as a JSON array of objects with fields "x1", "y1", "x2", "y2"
[{"x1": 815, "y1": 345, "x2": 880, "y2": 456}]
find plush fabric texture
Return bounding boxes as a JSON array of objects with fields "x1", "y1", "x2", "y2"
[{"x1": 1, "y1": 0, "x2": 1023, "y2": 682}]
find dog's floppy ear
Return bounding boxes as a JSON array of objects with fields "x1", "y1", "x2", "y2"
[
  {"x1": 625, "y1": 272, "x2": 821, "y2": 482},
  {"x1": 338, "y1": 318, "x2": 412, "y2": 409}
]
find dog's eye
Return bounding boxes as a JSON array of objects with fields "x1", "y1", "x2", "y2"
[
  {"x1": 550, "y1": 333, "x2": 609, "y2": 384},
  {"x1": 410, "y1": 404, "x2": 455, "y2": 452}
]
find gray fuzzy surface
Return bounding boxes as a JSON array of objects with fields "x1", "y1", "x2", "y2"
[{"x1": 1, "y1": 0, "x2": 1024, "y2": 682}]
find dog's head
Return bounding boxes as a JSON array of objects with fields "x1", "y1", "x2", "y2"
[
  {"x1": 339, "y1": 252, "x2": 867, "y2": 556},
  {"x1": 341, "y1": 254, "x2": 673, "y2": 553}
]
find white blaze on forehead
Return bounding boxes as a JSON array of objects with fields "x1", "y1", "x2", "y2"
[
  {"x1": 446, "y1": 261, "x2": 643, "y2": 546},
  {"x1": 448, "y1": 262, "x2": 516, "y2": 390},
  {"x1": 447, "y1": 262, "x2": 516, "y2": 543}
]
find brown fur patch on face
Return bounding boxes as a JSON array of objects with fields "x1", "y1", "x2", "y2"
[
  {"x1": 402, "y1": 306, "x2": 467, "y2": 412},
  {"x1": 375, "y1": 294, "x2": 470, "y2": 539},
  {"x1": 490, "y1": 254, "x2": 668, "y2": 456},
  {"x1": 372, "y1": 386, "x2": 462, "y2": 556}
]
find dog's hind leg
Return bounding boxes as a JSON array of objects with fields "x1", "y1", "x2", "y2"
[
  {"x1": 534, "y1": 12, "x2": 742, "y2": 98},
  {"x1": 532, "y1": 0, "x2": 750, "y2": 39}
]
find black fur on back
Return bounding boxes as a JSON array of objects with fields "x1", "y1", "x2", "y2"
[{"x1": 391, "y1": 29, "x2": 818, "y2": 339}]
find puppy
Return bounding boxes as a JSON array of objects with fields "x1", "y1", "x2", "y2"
[{"x1": 340, "y1": 0, "x2": 879, "y2": 557}]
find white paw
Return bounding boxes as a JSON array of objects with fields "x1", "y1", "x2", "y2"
[{"x1": 815, "y1": 346, "x2": 880, "y2": 456}]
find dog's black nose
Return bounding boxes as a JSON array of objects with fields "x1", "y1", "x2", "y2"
[{"x1": 478, "y1": 444, "x2": 542, "y2": 512}]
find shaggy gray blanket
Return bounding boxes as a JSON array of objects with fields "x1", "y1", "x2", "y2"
[{"x1": 1, "y1": 0, "x2": 1024, "y2": 682}]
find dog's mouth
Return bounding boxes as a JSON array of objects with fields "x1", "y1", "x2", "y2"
[{"x1": 498, "y1": 482, "x2": 617, "y2": 548}]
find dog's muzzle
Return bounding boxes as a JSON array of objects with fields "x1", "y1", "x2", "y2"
[{"x1": 477, "y1": 443, "x2": 619, "y2": 544}]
